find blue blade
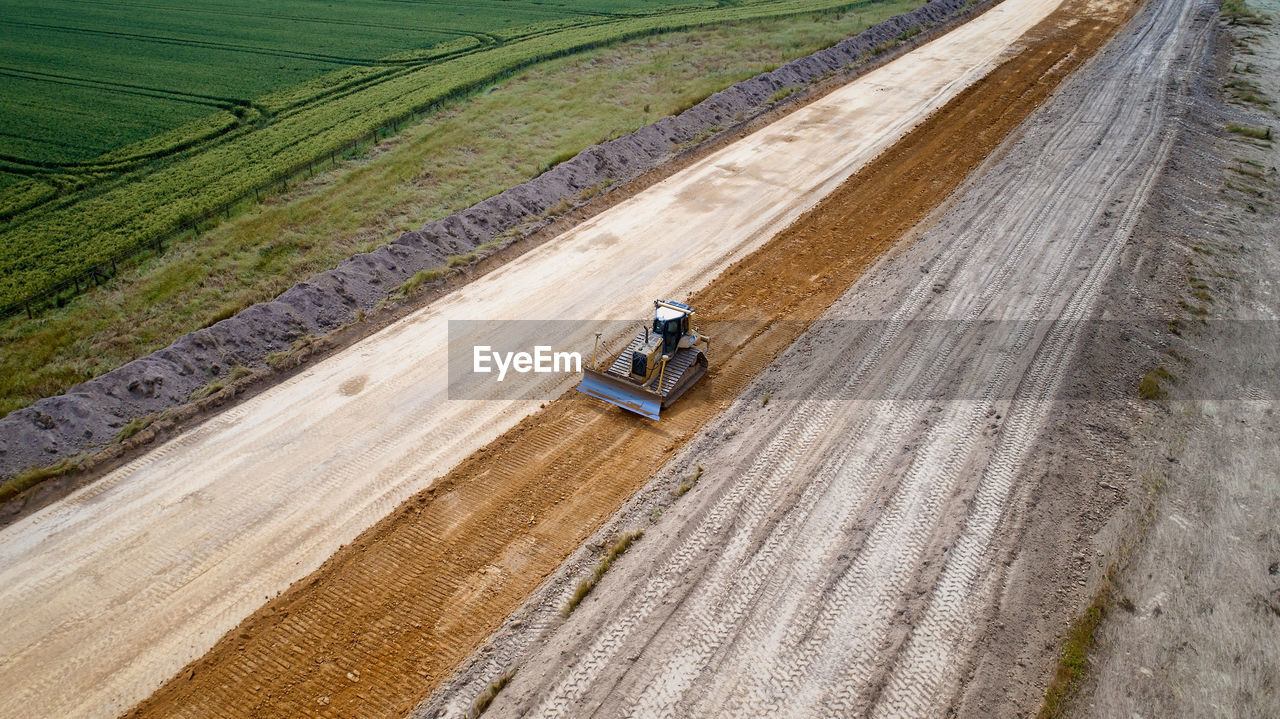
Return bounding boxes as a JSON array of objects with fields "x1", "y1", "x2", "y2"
[{"x1": 577, "y1": 371, "x2": 661, "y2": 420}]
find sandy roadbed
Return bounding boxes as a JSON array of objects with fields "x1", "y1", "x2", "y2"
[{"x1": 0, "y1": 3, "x2": 1066, "y2": 719}]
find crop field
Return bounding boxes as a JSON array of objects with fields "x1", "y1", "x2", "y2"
[
  {"x1": 0, "y1": 0, "x2": 890, "y2": 316},
  {"x1": 3, "y1": 0, "x2": 1276, "y2": 718},
  {"x1": 0, "y1": 0, "x2": 706, "y2": 168}
]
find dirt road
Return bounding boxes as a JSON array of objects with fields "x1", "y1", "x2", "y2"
[
  {"x1": 122, "y1": 0, "x2": 1136, "y2": 716},
  {"x1": 0, "y1": 3, "x2": 1067, "y2": 719},
  {"x1": 479, "y1": 0, "x2": 1214, "y2": 715}
]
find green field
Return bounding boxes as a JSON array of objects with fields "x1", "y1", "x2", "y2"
[
  {"x1": 0, "y1": 0, "x2": 704, "y2": 167},
  {"x1": 0, "y1": 0, "x2": 888, "y2": 314}
]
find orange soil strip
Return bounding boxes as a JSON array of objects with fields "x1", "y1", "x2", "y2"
[{"x1": 125, "y1": 2, "x2": 1133, "y2": 717}]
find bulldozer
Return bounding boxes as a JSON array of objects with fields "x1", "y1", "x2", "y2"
[{"x1": 577, "y1": 300, "x2": 710, "y2": 420}]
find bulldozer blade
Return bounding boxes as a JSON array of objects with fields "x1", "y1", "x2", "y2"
[{"x1": 577, "y1": 368, "x2": 662, "y2": 420}]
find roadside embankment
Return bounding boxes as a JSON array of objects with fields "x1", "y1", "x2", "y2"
[{"x1": 1051, "y1": 2, "x2": 1280, "y2": 716}]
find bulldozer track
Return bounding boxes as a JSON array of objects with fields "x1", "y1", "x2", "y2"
[
  {"x1": 655, "y1": 349, "x2": 702, "y2": 397},
  {"x1": 600, "y1": 339, "x2": 701, "y2": 397},
  {"x1": 605, "y1": 335, "x2": 645, "y2": 376}
]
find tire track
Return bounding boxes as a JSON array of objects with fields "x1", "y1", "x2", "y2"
[
  {"x1": 625, "y1": 25, "x2": 1142, "y2": 706},
  {"x1": 870, "y1": 2, "x2": 1211, "y2": 714}
]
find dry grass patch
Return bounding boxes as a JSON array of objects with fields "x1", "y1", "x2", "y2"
[
  {"x1": 1221, "y1": 0, "x2": 1272, "y2": 25},
  {"x1": 1078, "y1": 414, "x2": 1280, "y2": 718},
  {"x1": 561, "y1": 530, "x2": 644, "y2": 618},
  {"x1": 395, "y1": 268, "x2": 448, "y2": 298},
  {"x1": 265, "y1": 335, "x2": 318, "y2": 370},
  {"x1": 1038, "y1": 574, "x2": 1112, "y2": 719},
  {"x1": 673, "y1": 463, "x2": 704, "y2": 498},
  {"x1": 1138, "y1": 365, "x2": 1172, "y2": 400},
  {"x1": 114, "y1": 415, "x2": 156, "y2": 443},
  {"x1": 1227, "y1": 122, "x2": 1274, "y2": 141},
  {"x1": 467, "y1": 666, "x2": 517, "y2": 719},
  {"x1": 0, "y1": 456, "x2": 86, "y2": 503}
]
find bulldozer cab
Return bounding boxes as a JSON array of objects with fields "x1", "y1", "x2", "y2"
[{"x1": 653, "y1": 306, "x2": 687, "y2": 355}]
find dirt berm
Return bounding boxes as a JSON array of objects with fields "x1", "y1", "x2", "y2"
[
  {"x1": 122, "y1": 0, "x2": 1133, "y2": 716},
  {"x1": 0, "y1": 0, "x2": 983, "y2": 483}
]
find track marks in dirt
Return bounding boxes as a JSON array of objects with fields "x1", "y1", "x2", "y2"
[
  {"x1": 124, "y1": 1, "x2": 1134, "y2": 716},
  {"x1": 491, "y1": 0, "x2": 1211, "y2": 716}
]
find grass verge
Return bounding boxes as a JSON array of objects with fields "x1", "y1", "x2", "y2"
[
  {"x1": 115, "y1": 415, "x2": 156, "y2": 443},
  {"x1": 1036, "y1": 570, "x2": 1113, "y2": 719},
  {"x1": 1226, "y1": 122, "x2": 1274, "y2": 140},
  {"x1": 1221, "y1": 0, "x2": 1272, "y2": 25},
  {"x1": 2, "y1": 0, "x2": 918, "y2": 309},
  {"x1": 0, "y1": 456, "x2": 87, "y2": 504},
  {"x1": 1037, "y1": 464, "x2": 1169, "y2": 719}
]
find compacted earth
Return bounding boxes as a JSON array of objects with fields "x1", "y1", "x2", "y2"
[{"x1": 3, "y1": 0, "x2": 1272, "y2": 717}]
